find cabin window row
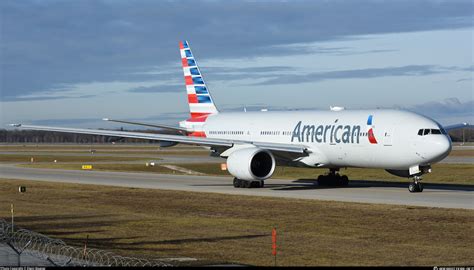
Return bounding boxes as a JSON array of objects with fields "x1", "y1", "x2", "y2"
[
  {"x1": 260, "y1": 131, "x2": 281, "y2": 135},
  {"x1": 209, "y1": 131, "x2": 244, "y2": 135}
]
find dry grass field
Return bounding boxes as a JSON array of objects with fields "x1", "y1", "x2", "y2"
[{"x1": 0, "y1": 178, "x2": 472, "y2": 266}]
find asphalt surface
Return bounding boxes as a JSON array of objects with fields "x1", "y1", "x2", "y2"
[
  {"x1": 0, "y1": 163, "x2": 472, "y2": 209},
  {"x1": 0, "y1": 243, "x2": 53, "y2": 266}
]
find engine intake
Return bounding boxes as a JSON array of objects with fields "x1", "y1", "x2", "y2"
[{"x1": 227, "y1": 148, "x2": 275, "y2": 181}]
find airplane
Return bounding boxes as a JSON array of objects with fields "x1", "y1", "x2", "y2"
[{"x1": 11, "y1": 40, "x2": 469, "y2": 193}]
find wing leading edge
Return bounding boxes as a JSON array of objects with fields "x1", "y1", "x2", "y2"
[{"x1": 10, "y1": 124, "x2": 308, "y2": 154}]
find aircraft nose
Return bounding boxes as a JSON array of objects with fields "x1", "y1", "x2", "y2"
[{"x1": 430, "y1": 135, "x2": 452, "y2": 161}]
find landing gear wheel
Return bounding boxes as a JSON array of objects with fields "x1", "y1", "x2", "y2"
[
  {"x1": 409, "y1": 182, "x2": 424, "y2": 193},
  {"x1": 417, "y1": 182, "x2": 424, "y2": 192},
  {"x1": 259, "y1": 181, "x2": 264, "y2": 188},
  {"x1": 233, "y1": 178, "x2": 240, "y2": 188},
  {"x1": 408, "y1": 183, "x2": 417, "y2": 193},
  {"x1": 317, "y1": 175, "x2": 326, "y2": 186},
  {"x1": 243, "y1": 180, "x2": 250, "y2": 188},
  {"x1": 341, "y1": 175, "x2": 349, "y2": 186}
]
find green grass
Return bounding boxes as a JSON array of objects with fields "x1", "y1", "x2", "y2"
[{"x1": 0, "y1": 178, "x2": 472, "y2": 266}]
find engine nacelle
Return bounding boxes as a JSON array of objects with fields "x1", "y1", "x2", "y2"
[{"x1": 226, "y1": 148, "x2": 276, "y2": 181}]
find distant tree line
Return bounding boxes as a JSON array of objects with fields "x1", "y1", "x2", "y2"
[
  {"x1": 0, "y1": 128, "x2": 472, "y2": 143},
  {"x1": 449, "y1": 128, "x2": 473, "y2": 142}
]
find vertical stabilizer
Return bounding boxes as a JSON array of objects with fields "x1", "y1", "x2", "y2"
[{"x1": 179, "y1": 40, "x2": 219, "y2": 119}]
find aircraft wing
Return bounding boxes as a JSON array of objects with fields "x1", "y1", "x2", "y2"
[
  {"x1": 102, "y1": 118, "x2": 188, "y2": 133},
  {"x1": 443, "y1": 122, "x2": 470, "y2": 131},
  {"x1": 10, "y1": 124, "x2": 308, "y2": 155}
]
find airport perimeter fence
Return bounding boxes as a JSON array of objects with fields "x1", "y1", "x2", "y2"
[{"x1": 0, "y1": 219, "x2": 172, "y2": 266}]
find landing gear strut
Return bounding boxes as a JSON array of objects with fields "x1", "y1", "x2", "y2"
[
  {"x1": 317, "y1": 169, "x2": 349, "y2": 186},
  {"x1": 233, "y1": 178, "x2": 264, "y2": 188},
  {"x1": 408, "y1": 176, "x2": 424, "y2": 193}
]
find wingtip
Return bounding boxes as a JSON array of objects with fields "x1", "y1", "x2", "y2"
[
  {"x1": 102, "y1": 118, "x2": 110, "y2": 121},
  {"x1": 9, "y1": 124, "x2": 22, "y2": 127}
]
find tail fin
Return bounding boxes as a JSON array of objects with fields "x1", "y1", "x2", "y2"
[{"x1": 179, "y1": 40, "x2": 219, "y2": 119}]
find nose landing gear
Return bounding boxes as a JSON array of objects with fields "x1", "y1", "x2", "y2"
[{"x1": 409, "y1": 176, "x2": 424, "y2": 193}]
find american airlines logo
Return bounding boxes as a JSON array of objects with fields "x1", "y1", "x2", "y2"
[{"x1": 291, "y1": 121, "x2": 362, "y2": 144}]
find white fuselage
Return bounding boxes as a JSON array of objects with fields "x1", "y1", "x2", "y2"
[{"x1": 198, "y1": 109, "x2": 451, "y2": 170}]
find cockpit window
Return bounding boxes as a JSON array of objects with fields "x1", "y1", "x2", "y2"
[
  {"x1": 439, "y1": 126, "x2": 447, "y2": 135},
  {"x1": 418, "y1": 128, "x2": 444, "y2": 136}
]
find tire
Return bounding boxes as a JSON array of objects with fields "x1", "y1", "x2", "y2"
[
  {"x1": 243, "y1": 180, "x2": 250, "y2": 188},
  {"x1": 317, "y1": 175, "x2": 326, "y2": 186},
  {"x1": 260, "y1": 181, "x2": 264, "y2": 188},
  {"x1": 417, "y1": 182, "x2": 424, "y2": 192},
  {"x1": 408, "y1": 183, "x2": 416, "y2": 193},
  {"x1": 233, "y1": 178, "x2": 240, "y2": 188},
  {"x1": 341, "y1": 175, "x2": 349, "y2": 186}
]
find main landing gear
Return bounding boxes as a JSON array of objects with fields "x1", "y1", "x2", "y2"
[
  {"x1": 317, "y1": 169, "x2": 349, "y2": 186},
  {"x1": 233, "y1": 178, "x2": 264, "y2": 188},
  {"x1": 408, "y1": 176, "x2": 424, "y2": 193}
]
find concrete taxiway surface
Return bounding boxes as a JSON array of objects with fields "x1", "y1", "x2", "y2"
[{"x1": 0, "y1": 163, "x2": 472, "y2": 209}]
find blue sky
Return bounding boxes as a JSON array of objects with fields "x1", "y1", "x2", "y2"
[{"x1": 1, "y1": 0, "x2": 473, "y2": 128}]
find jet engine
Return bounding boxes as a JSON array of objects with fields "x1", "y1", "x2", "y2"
[{"x1": 226, "y1": 148, "x2": 275, "y2": 181}]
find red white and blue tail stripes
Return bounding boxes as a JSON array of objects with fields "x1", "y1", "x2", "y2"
[{"x1": 179, "y1": 40, "x2": 218, "y2": 120}]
